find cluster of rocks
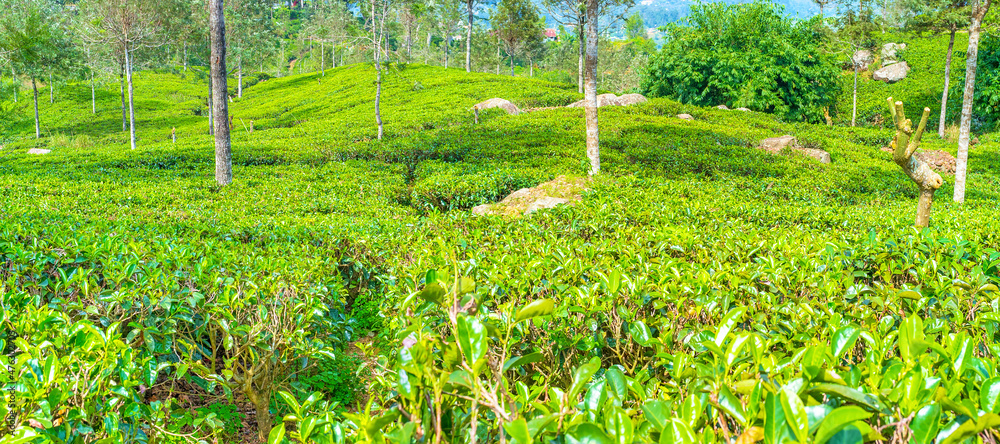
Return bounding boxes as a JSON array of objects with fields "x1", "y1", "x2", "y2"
[
  {"x1": 852, "y1": 43, "x2": 910, "y2": 83},
  {"x1": 757, "y1": 135, "x2": 831, "y2": 164},
  {"x1": 471, "y1": 175, "x2": 590, "y2": 216},
  {"x1": 880, "y1": 146, "x2": 957, "y2": 174}
]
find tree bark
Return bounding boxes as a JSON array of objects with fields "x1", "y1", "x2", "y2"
[
  {"x1": 954, "y1": 0, "x2": 991, "y2": 203},
  {"x1": 238, "y1": 55, "x2": 243, "y2": 98},
  {"x1": 11, "y1": 66, "x2": 16, "y2": 103},
  {"x1": 888, "y1": 99, "x2": 943, "y2": 227},
  {"x1": 510, "y1": 54, "x2": 514, "y2": 76},
  {"x1": 119, "y1": 63, "x2": 126, "y2": 131},
  {"x1": 125, "y1": 45, "x2": 137, "y2": 150},
  {"x1": 208, "y1": 76, "x2": 214, "y2": 136},
  {"x1": 48, "y1": 72, "x2": 53, "y2": 104},
  {"x1": 426, "y1": 32, "x2": 432, "y2": 64},
  {"x1": 211, "y1": 0, "x2": 233, "y2": 186},
  {"x1": 321, "y1": 40, "x2": 325, "y2": 75},
  {"x1": 373, "y1": 0, "x2": 384, "y2": 140},
  {"x1": 577, "y1": 19, "x2": 585, "y2": 94},
  {"x1": 529, "y1": 58, "x2": 534, "y2": 77},
  {"x1": 32, "y1": 77, "x2": 39, "y2": 139},
  {"x1": 183, "y1": 40, "x2": 187, "y2": 71},
  {"x1": 584, "y1": 0, "x2": 599, "y2": 175},
  {"x1": 938, "y1": 28, "x2": 956, "y2": 138},
  {"x1": 91, "y1": 71, "x2": 95, "y2": 114},
  {"x1": 466, "y1": 0, "x2": 473, "y2": 72},
  {"x1": 445, "y1": 35, "x2": 450, "y2": 69}
]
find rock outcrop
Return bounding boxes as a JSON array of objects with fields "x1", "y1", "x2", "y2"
[
  {"x1": 758, "y1": 135, "x2": 831, "y2": 164},
  {"x1": 676, "y1": 114, "x2": 694, "y2": 120},
  {"x1": 616, "y1": 94, "x2": 648, "y2": 106},
  {"x1": 852, "y1": 50, "x2": 874, "y2": 70},
  {"x1": 472, "y1": 98, "x2": 521, "y2": 115},
  {"x1": 873, "y1": 62, "x2": 910, "y2": 83},
  {"x1": 471, "y1": 175, "x2": 590, "y2": 216}
]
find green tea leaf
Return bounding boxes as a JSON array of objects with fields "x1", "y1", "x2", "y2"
[
  {"x1": 515, "y1": 299, "x2": 555, "y2": 323},
  {"x1": 813, "y1": 406, "x2": 871, "y2": 444}
]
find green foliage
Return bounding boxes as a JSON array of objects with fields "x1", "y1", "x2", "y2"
[
  {"x1": 947, "y1": 32, "x2": 1000, "y2": 132},
  {"x1": 641, "y1": 0, "x2": 840, "y2": 123},
  {"x1": 297, "y1": 354, "x2": 363, "y2": 407},
  {"x1": 195, "y1": 402, "x2": 245, "y2": 438},
  {"x1": 3, "y1": 61, "x2": 1000, "y2": 443}
]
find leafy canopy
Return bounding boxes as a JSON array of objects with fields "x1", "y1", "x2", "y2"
[{"x1": 641, "y1": 0, "x2": 840, "y2": 123}]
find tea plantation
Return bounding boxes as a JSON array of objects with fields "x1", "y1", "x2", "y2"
[{"x1": 2, "y1": 63, "x2": 1000, "y2": 444}]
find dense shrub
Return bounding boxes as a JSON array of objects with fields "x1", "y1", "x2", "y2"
[{"x1": 641, "y1": 0, "x2": 840, "y2": 123}]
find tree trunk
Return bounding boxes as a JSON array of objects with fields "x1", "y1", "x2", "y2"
[
  {"x1": 584, "y1": 0, "x2": 599, "y2": 175},
  {"x1": 888, "y1": 99, "x2": 943, "y2": 227},
  {"x1": 445, "y1": 36, "x2": 450, "y2": 69},
  {"x1": 11, "y1": 66, "x2": 16, "y2": 103},
  {"x1": 238, "y1": 55, "x2": 243, "y2": 98},
  {"x1": 183, "y1": 41, "x2": 188, "y2": 71},
  {"x1": 32, "y1": 77, "x2": 39, "y2": 139},
  {"x1": 938, "y1": 28, "x2": 956, "y2": 138},
  {"x1": 529, "y1": 58, "x2": 534, "y2": 77},
  {"x1": 374, "y1": 1, "x2": 384, "y2": 140},
  {"x1": 208, "y1": 76, "x2": 214, "y2": 136},
  {"x1": 119, "y1": 63, "x2": 126, "y2": 131},
  {"x1": 321, "y1": 40, "x2": 325, "y2": 75},
  {"x1": 577, "y1": 19, "x2": 585, "y2": 94},
  {"x1": 510, "y1": 54, "x2": 514, "y2": 76},
  {"x1": 407, "y1": 21, "x2": 413, "y2": 59},
  {"x1": 466, "y1": 0, "x2": 473, "y2": 72},
  {"x1": 48, "y1": 72, "x2": 53, "y2": 104},
  {"x1": 426, "y1": 32, "x2": 432, "y2": 64},
  {"x1": 125, "y1": 46, "x2": 137, "y2": 150},
  {"x1": 851, "y1": 65, "x2": 857, "y2": 127},
  {"x1": 211, "y1": 0, "x2": 233, "y2": 186},
  {"x1": 954, "y1": 0, "x2": 991, "y2": 203},
  {"x1": 90, "y1": 71, "x2": 95, "y2": 114},
  {"x1": 332, "y1": 41, "x2": 338, "y2": 68},
  {"x1": 496, "y1": 43, "x2": 500, "y2": 74}
]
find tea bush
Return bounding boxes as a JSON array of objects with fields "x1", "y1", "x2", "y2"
[{"x1": 2, "y1": 60, "x2": 1000, "y2": 443}]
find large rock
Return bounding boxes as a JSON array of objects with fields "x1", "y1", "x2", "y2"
[
  {"x1": 470, "y1": 175, "x2": 590, "y2": 216},
  {"x1": 735, "y1": 107, "x2": 751, "y2": 112},
  {"x1": 472, "y1": 98, "x2": 521, "y2": 115},
  {"x1": 617, "y1": 93, "x2": 648, "y2": 106},
  {"x1": 676, "y1": 114, "x2": 694, "y2": 120},
  {"x1": 873, "y1": 62, "x2": 910, "y2": 83},
  {"x1": 852, "y1": 50, "x2": 873, "y2": 70},
  {"x1": 716, "y1": 105, "x2": 730, "y2": 110},
  {"x1": 881, "y1": 43, "x2": 906, "y2": 62},
  {"x1": 27, "y1": 148, "x2": 51, "y2": 155},
  {"x1": 758, "y1": 135, "x2": 831, "y2": 164},
  {"x1": 567, "y1": 93, "x2": 621, "y2": 108},
  {"x1": 525, "y1": 197, "x2": 569, "y2": 214}
]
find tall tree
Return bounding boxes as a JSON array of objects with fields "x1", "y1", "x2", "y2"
[
  {"x1": 953, "y1": 0, "x2": 992, "y2": 203},
  {"x1": 438, "y1": 0, "x2": 463, "y2": 68},
  {"x1": 464, "y1": 0, "x2": 495, "y2": 72},
  {"x1": 544, "y1": 0, "x2": 631, "y2": 93},
  {"x1": 82, "y1": 0, "x2": 164, "y2": 150},
  {"x1": 364, "y1": 0, "x2": 392, "y2": 139},
  {"x1": 493, "y1": 0, "x2": 544, "y2": 75},
  {"x1": 229, "y1": 0, "x2": 277, "y2": 97},
  {"x1": 210, "y1": 0, "x2": 232, "y2": 187},
  {"x1": 584, "y1": 0, "x2": 599, "y2": 174},
  {"x1": 0, "y1": 0, "x2": 75, "y2": 139},
  {"x1": 908, "y1": 0, "x2": 969, "y2": 137}
]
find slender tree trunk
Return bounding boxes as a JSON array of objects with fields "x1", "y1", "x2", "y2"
[
  {"x1": 91, "y1": 71, "x2": 95, "y2": 114},
  {"x1": 496, "y1": 43, "x2": 500, "y2": 74},
  {"x1": 321, "y1": 40, "x2": 325, "y2": 75},
  {"x1": 208, "y1": 76, "x2": 214, "y2": 136},
  {"x1": 48, "y1": 72, "x2": 53, "y2": 104},
  {"x1": 238, "y1": 56, "x2": 243, "y2": 98},
  {"x1": 32, "y1": 77, "x2": 40, "y2": 139},
  {"x1": 578, "y1": 19, "x2": 585, "y2": 94},
  {"x1": 426, "y1": 32, "x2": 432, "y2": 65},
  {"x1": 954, "y1": 0, "x2": 991, "y2": 203},
  {"x1": 125, "y1": 45, "x2": 137, "y2": 150},
  {"x1": 407, "y1": 22, "x2": 413, "y2": 59},
  {"x1": 11, "y1": 67, "x2": 16, "y2": 103},
  {"x1": 183, "y1": 41, "x2": 188, "y2": 71},
  {"x1": 529, "y1": 58, "x2": 533, "y2": 77},
  {"x1": 211, "y1": 0, "x2": 233, "y2": 186},
  {"x1": 373, "y1": 0, "x2": 384, "y2": 140},
  {"x1": 851, "y1": 65, "x2": 857, "y2": 127},
  {"x1": 120, "y1": 63, "x2": 126, "y2": 131},
  {"x1": 445, "y1": 35, "x2": 450, "y2": 69},
  {"x1": 466, "y1": 0, "x2": 473, "y2": 72},
  {"x1": 332, "y1": 41, "x2": 338, "y2": 68},
  {"x1": 584, "y1": 0, "x2": 599, "y2": 175},
  {"x1": 938, "y1": 28, "x2": 956, "y2": 138},
  {"x1": 510, "y1": 53, "x2": 515, "y2": 76}
]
